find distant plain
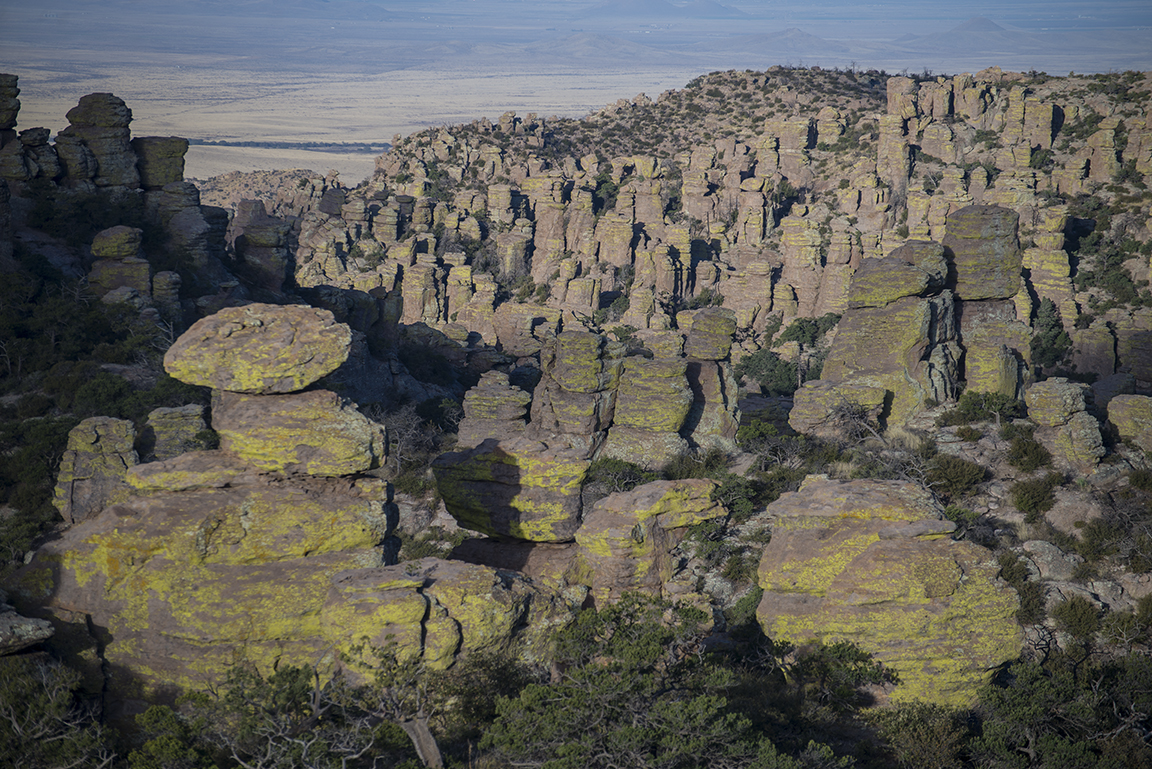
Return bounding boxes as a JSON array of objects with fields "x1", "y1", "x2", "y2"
[{"x1": 2, "y1": 0, "x2": 1149, "y2": 182}]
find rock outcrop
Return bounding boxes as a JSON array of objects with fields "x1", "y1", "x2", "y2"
[
  {"x1": 1108, "y1": 394, "x2": 1152, "y2": 452},
  {"x1": 163, "y1": 303, "x2": 353, "y2": 393},
  {"x1": 1024, "y1": 378, "x2": 1105, "y2": 470},
  {"x1": 11, "y1": 303, "x2": 577, "y2": 718},
  {"x1": 574, "y1": 479, "x2": 725, "y2": 605},
  {"x1": 52, "y1": 417, "x2": 138, "y2": 525},
  {"x1": 756, "y1": 477, "x2": 1021, "y2": 706}
]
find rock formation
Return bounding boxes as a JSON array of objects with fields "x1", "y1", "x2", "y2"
[
  {"x1": 756, "y1": 477, "x2": 1021, "y2": 706},
  {"x1": 10, "y1": 304, "x2": 575, "y2": 718}
]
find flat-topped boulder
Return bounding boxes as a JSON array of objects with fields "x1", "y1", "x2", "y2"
[{"x1": 164, "y1": 303, "x2": 353, "y2": 394}]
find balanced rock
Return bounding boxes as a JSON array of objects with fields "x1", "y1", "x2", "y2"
[
  {"x1": 574, "y1": 479, "x2": 725, "y2": 605},
  {"x1": 433, "y1": 436, "x2": 590, "y2": 542},
  {"x1": 164, "y1": 303, "x2": 353, "y2": 394},
  {"x1": 756, "y1": 477, "x2": 1020, "y2": 706},
  {"x1": 1108, "y1": 395, "x2": 1152, "y2": 452},
  {"x1": 212, "y1": 390, "x2": 386, "y2": 477},
  {"x1": 91, "y1": 225, "x2": 141, "y2": 260},
  {"x1": 683, "y1": 307, "x2": 737, "y2": 360},
  {"x1": 59, "y1": 93, "x2": 139, "y2": 188},
  {"x1": 53, "y1": 417, "x2": 137, "y2": 525},
  {"x1": 847, "y1": 241, "x2": 947, "y2": 309},
  {"x1": 942, "y1": 205, "x2": 1022, "y2": 301}
]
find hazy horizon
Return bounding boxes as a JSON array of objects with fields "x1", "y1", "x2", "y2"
[{"x1": 1, "y1": 0, "x2": 1148, "y2": 179}]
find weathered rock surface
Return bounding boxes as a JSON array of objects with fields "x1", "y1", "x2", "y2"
[
  {"x1": 574, "y1": 479, "x2": 725, "y2": 605},
  {"x1": 212, "y1": 390, "x2": 387, "y2": 477},
  {"x1": 1025, "y1": 378, "x2": 1105, "y2": 470},
  {"x1": 847, "y1": 241, "x2": 947, "y2": 309},
  {"x1": 164, "y1": 303, "x2": 353, "y2": 394},
  {"x1": 328, "y1": 558, "x2": 576, "y2": 672},
  {"x1": 942, "y1": 205, "x2": 1022, "y2": 301},
  {"x1": 1108, "y1": 394, "x2": 1152, "y2": 452},
  {"x1": 139, "y1": 405, "x2": 208, "y2": 462},
  {"x1": 59, "y1": 93, "x2": 140, "y2": 188},
  {"x1": 0, "y1": 590, "x2": 53, "y2": 655},
  {"x1": 131, "y1": 136, "x2": 188, "y2": 190},
  {"x1": 756, "y1": 477, "x2": 1021, "y2": 706},
  {"x1": 433, "y1": 437, "x2": 590, "y2": 542},
  {"x1": 456, "y1": 370, "x2": 532, "y2": 448},
  {"x1": 53, "y1": 417, "x2": 138, "y2": 525}
]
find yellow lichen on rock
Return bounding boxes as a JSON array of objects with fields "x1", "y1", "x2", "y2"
[
  {"x1": 756, "y1": 478, "x2": 1020, "y2": 706},
  {"x1": 163, "y1": 303, "x2": 352, "y2": 395}
]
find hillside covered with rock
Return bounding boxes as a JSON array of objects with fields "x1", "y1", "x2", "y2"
[{"x1": 1, "y1": 66, "x2": 1152, "y2": 768}]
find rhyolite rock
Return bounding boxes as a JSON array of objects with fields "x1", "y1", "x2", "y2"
[
  {"x1": 574, "y1": 479, "x2": 725, "y2": 605},
  {"x1": 131, "y1": 136, "x2": 188, "y2": 189},
  {"x1": 139, "y1": 404, "x2": 208, "y2": 462},
  {"x1": 0, "y1": 589, "x2": 53, "y2": 655},
  {"x1": 91, "y1": 225, "x2": 143, "y2": 260},
  {"x1": 53, "y1": 417, "x2": 137, "y2": 525},
  {"x1": 164, "y1": 303, "x2": 353, "y2": 394},
  {"x1": 212, "y1": 390, "x2": 387, "y2": 477},
  {"x1": 9, "y1": 474, "x2": 414, "y2": 709},
  {"x1": 456, "y1": 370, "x2": 532, "y2": 448},
  {"x1": 328, "y1": 558, "x2": 576, "y2": 672},
  {"x1": 59, "y1": 93, "x2": 140, "y2": 188},
  {"x1": 1025, "y1": 378, "x2": 1091, "y2": 427},
  {"x1": 433, "y1": 436, "x2": 590, "y2": 542},
  {"x1": 683, "y1": 307, "x2": 737, "y2": 360},
  {"x1": 756, "y1": 477, "x2": 1021, "y2": 706},
  {"x1": 847, "y1": 241, "x2": 947, "y2": 309},
  {"x1": 942, "y1": 205, "x2": 1022, "y2": 301},
  {"x1": 1108, "y1": 395, "x2": 1152, "y2": 452}
]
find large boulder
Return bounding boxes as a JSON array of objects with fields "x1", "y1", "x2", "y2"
[
  {"x1": 574, "y1": 479, "x2": 725, "y2": 605},
  {"x1": 756, "y1": 477, "x2": 1021, "y2": 706},
  {"x1": 942, "y1": 205, "x2": 1022, "y2": 301},
  {"x1": 847, "y1": 241, "x2": 948, "y2": 309},
  {"x1": 432, "y1": 436, "x2": 590, "y2": 542},
  {"x1": 164, "y1": 303, "x2": 353, "y2": 394},
  {"x1": 131, "y1": 136, "x2": 188, "y2": 189},
  {"x1": 456, "y1": 371, "x2": 532, "y2": 449},
  {"x1": 53, "y1": 417, "x2": 137, "y2": 525},
  {"x1": 1108, "y1": 394, "x2": 1152, "y2": 452},
  {"x1": 10, "y1": 474, "x2": 398, "y2": 707},
  {"x1": 212, "y1": 390, "x2": 387, "y2": 477},
  {"x1": 327, "y1": 558, "x2": 576, "y2": 672},
  {"x1": 0, "y1": 590, "x2": 53, "y2": 655},
  {"x1": 795, "y1": 291, "x2": 960, "y2": 430}
]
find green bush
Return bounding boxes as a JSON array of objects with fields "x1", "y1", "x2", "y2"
[
  {"x1": 1130, "y1": 468, "x2": 1152, "y2": 493},
  {"x1": 735, "y1": 348, "x2": 798, "y2": 396},
  {"x1": 926, "y1": 454, "x2": 986, "y2": 501},
  {"x1": 1030, "y1": 298, "x2": 1072, "y2": 367},
  {"x1": 1007, "y1": 435, "x2": 1053, "y2": 472},
  {"x1": 955, "y1": 425, "x2": 982, "y2": 442},
  {"x1": 1051, "y1": 595, "x2": 1100, "y2": 643},
  {"x1": 936, "y1": 391, "x2": 1024, "y2": 426},
  {"x1": 1011, "y1": 472, "x2": 1064, "y2": 522},
  {"x1": 998, "y1": 551, "x2": 1047, "y2": 625}
]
